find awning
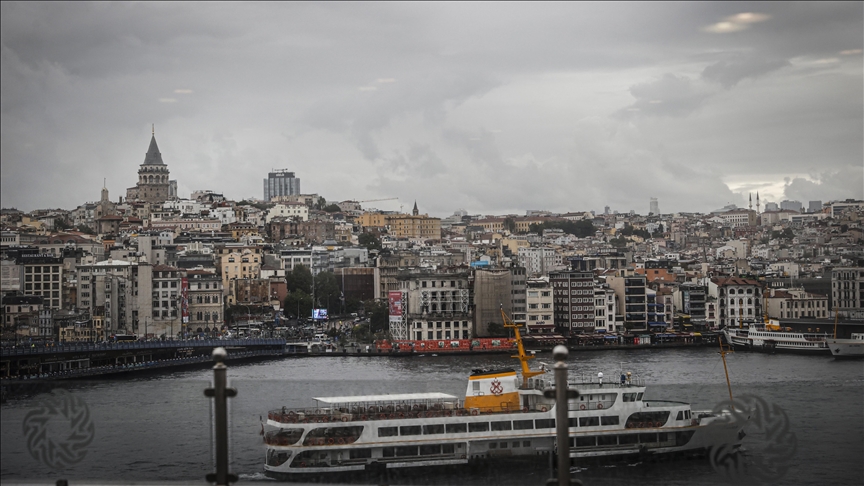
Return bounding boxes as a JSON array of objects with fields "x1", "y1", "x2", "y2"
[
  {"x1": 692, "y1": 332, "x2": 702, "y2": 336},
  {"x1": 604, "y1": 336, "x2": 618, "y2": 340}
]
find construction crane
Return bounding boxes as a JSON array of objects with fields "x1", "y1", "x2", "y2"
[{"x1": 357, "y1": 197, "x2": 399, "y2": 204}]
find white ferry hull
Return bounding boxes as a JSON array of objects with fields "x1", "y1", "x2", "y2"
[
  {"x1": 723, "y1": 328, "x2": 831, "y2": 355},
  {"x1": 828, "y1": 339, "x2": 864, "y2": 359}
]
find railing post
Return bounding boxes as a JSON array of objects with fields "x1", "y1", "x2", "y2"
[
  {"x1": 545, "y1": 345, "x2": 581, "y2": 486},
  {"x1": 204, "y1": 347, "x2": 238, "y2": 485}
]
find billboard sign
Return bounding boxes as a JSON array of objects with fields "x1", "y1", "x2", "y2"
[
  {"x1": 313, "y1": 308, "x2": 328, "y2": 320},
  {"x1": 388, "y1": 291, "x2": 403, "y2": 316}
]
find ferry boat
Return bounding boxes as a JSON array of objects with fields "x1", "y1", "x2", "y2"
[
  {"x1": 262, "y1": 312, "x2": 744, "y2": 481},
  {"x1": 828, "y1": 333, "x2": 864, "y2": 359},
  {"x1": 722, "y1": 321, "x2": 831, "y2": 355}
]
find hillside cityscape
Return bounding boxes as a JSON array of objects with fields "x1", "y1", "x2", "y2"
[{"x1": 1, "y1": 132, "x2": 863, "y2": 346}]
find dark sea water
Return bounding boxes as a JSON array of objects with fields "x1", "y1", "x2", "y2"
[{"x1": 2, "y1": 348, "x2": 862, "y2": 485}]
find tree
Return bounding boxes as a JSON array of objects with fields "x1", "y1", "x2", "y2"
[
  {"x1": 358, "y1": 232, "x2": 382, "y2": 252},
  {"x1": 486, "y1": 322, "x2": 508, "y2": 337},
  {"x1": 76, "y1": 225, "x2": 96, "y2": 235},
  {"x1": 284, "y1": 290, "x2": 313, "y2": 321},
  {"x1": 313, "y1": 271, "x2": 341, "y2": 311},
  {"x1": 315, "y1": 197, "x2": 327, "y2": 210},
  {"x1": 286, "y1": 264, "x2": 313, "y2": 294},
  {"x1": 366, "y1": 300, "x2": 389, "y2": 334},
  {"x1": 323, "y1": 204, "x2": 342, "y2": 213},
  {"x1": 503, "y1": 217, "x2": 516, "y2": 233}
]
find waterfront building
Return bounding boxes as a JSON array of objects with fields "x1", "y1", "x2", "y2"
[
  {"x1": 17, "y1": 254, "x2": 64, "y2": 310},
  {"x1": 550, "y1": 270, "x2": 596, "y2": 334},
  {"x1": 220, "y1": 248, "x2": 262, "y2": 300},
  {"x1": 510, "y1": 266, "x2": 527, "y2": 325},
  {"x1": 525, "y1": 277, "x2": 553, "y2": 333},
  {"x1": 832, "y1": 267, "x2": 864, "y2": 320},
  {"x1": 473, "y1": 268, "x2": 513, "y2": 336},
  {"x1": 765, "y1": 288, "x2": 829, "y2": 320},
  {"x1": 593, "y1": 285, "x2": 618, "y2": 333},
  {"x1": 398, "y1": 270, "x2": 471, "y2": 341},
  {"x1": 709, "y1": 277, "x2": 763, "y2": 328},
  {"x1": 76, "y1": 260, "x2": 153, "y2": 336},
  {"x1": 263, "y1": 169, "x2": 301, "y2": 201},
  {"x1": 606, "y1": 272, "x2": 648, "y2": 332}
]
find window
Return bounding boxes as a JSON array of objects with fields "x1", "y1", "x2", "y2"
[
  {"x1": 600, "y1": 416, "x2": 620, "y2": 426},
  {"x1": 468, "y1": 422, "x2": 489, "y2": 433},
  {"x1": 490, "y1": 421, "x2": 512, "y2": 431},
  {"x1": 535, "y1": 419, "x2": 555, "y2": 429},
  {"x1": 423, "y1": 424, "x2": 444, "y2": 435},
  {"x1": 446, "y1": 423, "x2": 467, "y2": 433},
  {"x1": 579, "y1": 417, "x2": 600, "y2": 427},
  {"x1": 400, "y1": 426, "x2": 421, "y2": 436},
  {"x1": 378, "y1": 427, "x2": 398, "y2": 437},
  {"x1": 513, "y1": 420, "x2": 533, "y2": 430}
]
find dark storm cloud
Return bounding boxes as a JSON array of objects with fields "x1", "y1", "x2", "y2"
[{"x1": 1, "y1": 2, "x2": 861, "y2": 214}]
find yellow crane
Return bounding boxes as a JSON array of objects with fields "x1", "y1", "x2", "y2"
[{"x1": 501, "y1": 307, "x2": 546, "y2": 388}]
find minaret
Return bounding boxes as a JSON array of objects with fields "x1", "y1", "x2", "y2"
[
  {"x1": 756, "y1": 192, "x2": 761, "y2": 214},
  {"x1": 101, "y1": 178, "x2": 109, "y2": 202},
  {"x1": 749, "y1": 193, "x2": 753, "y2": 211},
  {"x1": 412, "y1": 201, "x2": 419, "y2": 216}
]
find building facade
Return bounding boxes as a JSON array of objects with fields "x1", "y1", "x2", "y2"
[
  {"x1": 550, "y1": 270, "x2": 596, "y2": 334},
  {"x1": 126, "y1": 133, "x2": 173, "y2": 204},
  {"x1": 263, "y1": 170, "x2": 301, "y2": 201}
]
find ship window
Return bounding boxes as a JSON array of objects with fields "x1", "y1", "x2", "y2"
[
  {"x1": 579, "y1": 417, "x2": 600, "y2": 427},
  {"x1": 639, "y1": 433, "x2": 658, "y2": 444},
  {"x1": 349, "y1": 449, "x2": 372, "y2": 459},
  {"x1": 383, "y1": 447, "x2": 395, "y2": 457},
  {"x1": 473, "y1": 382, "x2": 480, "y2": 391},
  {"x1": 490, "y1": 421, "x2": 512, "y2": 431},
  {"x1": 423, "y1": 424, "x2": 444, "y2": 434},
  {"x1": 400, "y1": 426, "x2": 421, "y2": 436},
  {"x1": 523, "y1": 441, "x2": 531, "y2": 448},
  {"x1": 619, "y1": 434, "x2": 638, "y2": 445},
  {"x1": 676, "y1": 411, "x2": 683, "y2": 420},
  {"x1": 597, "y1": 435, "x2": 617, "y2": 446},
  {"x1": 499, "y1": 442, "x2": 508, "y2": 448},
  {"x1": 512, "y1": 441, "x2": 520, "y2": 448},
  {"x1": 419, "y1": 444, "x2": 441, "y2": 455},
  {"x1": 264, "y1": 428, "x2": 303, "y2": 446},
  {"x1": 685, "y1": 410, "x2": 691, "y2": 419},
  {"x1": 442, "y1": 444, "x2": 455, "y2": 454},
  {"x1": 469, "y1": 422, "x2": 489, "y2": 432},
  {"x1": 658, "y1": 433, "x2": 669, "y2": 442},
  {"x1": 535, "y1": 419, "x2": 555, "y2": 429},
  {"x1": 489, "y1": 442, "x2": 497, "y2": 449},
  {"x1": 378, "y1": 427, "x2": 398, "y2": 437},
  {"x1": 395, "y1": 446, "x2": 419, "y2": 456},
  {"x1": 625, "y1": 412, "x2": 670, "y2": 428},
  {"x1": 513, "y1": 420, "x2": 534, "y2": 430},
  {"x1": 575, "y1": 436, "x2": 596, "y2": 447},
  {"x1": 304, "y1": 426, "x2": 365, "y2": 445},
  {"x1": 568, "y1": 417, "x2": 579, "y2": 427},
  {"x1": 266, "y1": 450, "x2": 291, "y2": 467},
  {"x1": 623, "y1": 393, "x2": 637, "y2": 402},
  {"x1": 636, "y1": 393, "x2": 643, "y2": 401},
  {"x1": 600, "y1": 416, "x2": 620, "y2": 426},
  {"x1": 446, "y1": 423, "x2": 467, "y2": 433}
]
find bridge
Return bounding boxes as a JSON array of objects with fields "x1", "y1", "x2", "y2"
[{"x1": 0, "y1": 338, "x2": 301, "y2": 381}]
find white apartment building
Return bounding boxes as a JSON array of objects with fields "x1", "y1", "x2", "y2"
[
  {"x1": 517, "y1": 247, "x2": 561, "y2": 276},
  {"x1": 525, "y1": 278, "x2": 553, "y2": 332},
  {"x1": 265, "y1": 203, "x2": 309, "y2": 223}
]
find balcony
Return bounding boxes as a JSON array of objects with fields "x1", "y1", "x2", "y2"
[
  {"x1": 625, "y1": 296, "x2": 646, "y2": 304},
  {"x1": 624, "y1": 288, "x2": 645, "y2": 295}
]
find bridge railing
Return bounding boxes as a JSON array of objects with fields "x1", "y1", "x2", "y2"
[{"x1": 0, "y1": 338, "x2": 286, "y2": 357}]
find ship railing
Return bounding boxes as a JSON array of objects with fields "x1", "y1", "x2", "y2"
[{"x1": 563, "y1": 376, "x2": 646, "y2": 388}]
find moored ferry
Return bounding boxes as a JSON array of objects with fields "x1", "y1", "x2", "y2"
[
  {"x1": 263, "y1": 312, "x2": 744, "y2": 481},
  {"x1": 828, "y1": 333, "x2": 864, "y2": 359},
  {"x1": 722, "y1": 321, "x2": 831, "y2": 355}
]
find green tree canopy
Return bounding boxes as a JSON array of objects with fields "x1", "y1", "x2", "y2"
[
  {"x1": 503, "y1": 217, "x2": 516, "y2": 233},
  {"x1": 358, "y1": 232, "x2": 382, "y2": 251},
  {"x1": 323, "y1": 204, "x2": 342, "y2": 213},
  {"x1": 284, "y1": 290, "x2": 313, "y2": 320},
  {"x1": 286, "y1": 264, "x2": 313, "y2": 294}
]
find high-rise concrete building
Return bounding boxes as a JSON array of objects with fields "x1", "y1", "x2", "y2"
[
  {"x1": 264, "y1": 170, "x2": 301, "y2": 201},
  {"x1": 649, "y1": 198, "x2": 659, "y2": 215},
  {"x1": 550, "y1": 270, "x2": 595, "y2": 334},
  {"x1": 808, "y1": 201, "x2": 823, "y2": 213},
  {"x1": 780, "y1": 200, "x2": 803, "y2": 213}
]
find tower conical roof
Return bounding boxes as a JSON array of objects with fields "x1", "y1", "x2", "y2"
[{"x1": 143, "y1": 135, "x2": 165, "y2": 165}]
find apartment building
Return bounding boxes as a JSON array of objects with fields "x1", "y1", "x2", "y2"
[{"x1": 550, "y1": 270, "x2": 596, "y2": 334}]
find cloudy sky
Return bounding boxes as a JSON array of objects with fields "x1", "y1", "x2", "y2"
[{"x1": 2, "y1": 2, "x2": 862, "y2": 217}]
